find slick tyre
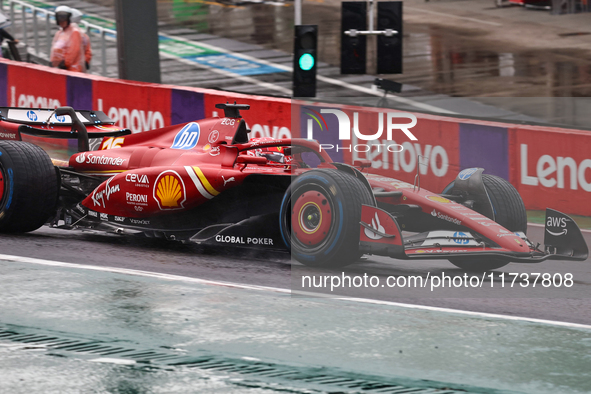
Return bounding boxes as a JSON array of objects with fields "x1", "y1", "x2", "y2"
[
  {"x1": 280, "y1": 169, "x2": 373, "y2": 268},
  {"x1": 481, "y1": 174, "x2": 527, "y2": 233},
  {"x1": 445, "y1": 174, "x2": 526, "y2": 271},
  {"x1": 442, "y1": 174, "x2": 527, "y2": 233},
  {"x1": 448, "y1": 257, "x2": 508, "y2": 272},
  {"x1": 0, "y1": 141, "x2": 59, "y2": 232}
]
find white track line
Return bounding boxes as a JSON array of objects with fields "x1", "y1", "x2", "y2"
[
  {"x1": 160, "y1": 52, "x2": 292, "y2": 96},
  {"x1": 162, "y1": 31, "x2": 454, "y2": 111},
  {"x1": 1, "y1": 253, "x2": 590, "y2": 331},
  {"x1": 161, "y1": 31, "x2": 457, "y2": 114},
  {"x1": 70, "y1": 5, "x2": 457, "y2": 114}
]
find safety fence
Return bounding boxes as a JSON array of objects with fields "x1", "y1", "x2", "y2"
[
  {"x1": 1, "y1": 58, "x2": 591, "y2": 216},
  {"x1": 1, "y1": 0, "x2": 114, "y2": 75}
]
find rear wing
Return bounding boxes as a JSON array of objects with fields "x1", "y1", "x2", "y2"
[
  {"x1": 0, "y1": 107, "x2": 131, "y2": 153},
  {"x1": 0, "y1": 107, "x2": 114, "y2": 125}
]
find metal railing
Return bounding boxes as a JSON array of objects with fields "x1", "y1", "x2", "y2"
[{"x1": 2, "y1": 0, "x2": 116, "y2": 75}]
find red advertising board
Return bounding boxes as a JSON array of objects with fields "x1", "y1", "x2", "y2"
[
  {"x1": 349, "y1": 111, "x2": 460, "y2": 193},
  {"x1": 510, "y1": 126, "x2": 591, "y2": 216},
  {"x1": 7, "y1": 63, "x2": 67, "y2": 108},
  {"x1": 2, "y1": 58, "x2": 591, "y2": 216},
  {"x1": 93, "y1": 80, "x2": 172, "y2": 133},
  {"x1": 297, "y1": 102, "x2": 460, "y2": 193}
]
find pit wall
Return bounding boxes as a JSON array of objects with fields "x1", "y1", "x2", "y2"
[{"x1": 2, "y1": 59, "x2": 590, "y2": 216}]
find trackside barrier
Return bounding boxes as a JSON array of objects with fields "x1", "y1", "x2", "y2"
[
  {"x1": 1, "y1": 58, "x2": 590, "y2": 216},
  {"x1": 2, "y1": 0, "x2": 114, "y2": 75}
]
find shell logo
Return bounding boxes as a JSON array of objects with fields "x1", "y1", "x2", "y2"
[
  {"x1": 154, "y1": 170, "x2": 186, "y2": 210},
  {"x1": 426, "y1": 195, "x2": 452, "y2": 204}
]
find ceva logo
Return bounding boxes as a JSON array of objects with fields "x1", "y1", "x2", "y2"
[{"x1": 171, "y1": 123, "x2": 200, "y2": 150}]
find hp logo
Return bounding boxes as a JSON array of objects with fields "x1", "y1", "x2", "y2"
[
  {"x1": 26, "y1": 110, "x2": 38, "y2": 121},
  {"x1": 453, "y1": 231, "x2": 470, "y2": 245},
  {"x1": 171, "y1": 123, "x2": 200, "y2": 150}
]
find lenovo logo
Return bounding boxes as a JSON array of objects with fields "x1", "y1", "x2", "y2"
[{"x1": 520, "y1": 144, "x2": 591, "y2": 191}]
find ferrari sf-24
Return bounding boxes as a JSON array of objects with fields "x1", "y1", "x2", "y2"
[{"x1": 0, "y1": 103, "x2": 586, "y2": 271}]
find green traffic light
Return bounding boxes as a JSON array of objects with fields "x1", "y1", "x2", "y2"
[{"x1": 299, "y1": 53, "x2": 315, "y2": 71}]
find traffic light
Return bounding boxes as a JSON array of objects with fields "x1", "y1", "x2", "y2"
[
  {"x1": 293, "y1": 25, "x2": 318, "y2": 97},
  {"x1": 377, "y1": 1, "x2": 403, "y2": 74},
  {"x1": 341, "y1": 1, "x2": 367, "y2": 74}
]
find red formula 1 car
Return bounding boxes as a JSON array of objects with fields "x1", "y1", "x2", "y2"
[{"x1": 0, "y1": 103, "x2": 587, "y2": 271}]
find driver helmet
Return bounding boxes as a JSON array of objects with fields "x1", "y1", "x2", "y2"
[
  {"x1": 247, "y1": 137, "x2": 289, "y2": 163},
  {"x1": 54, "y1": 5, "x2": 75, "y2": 27}
]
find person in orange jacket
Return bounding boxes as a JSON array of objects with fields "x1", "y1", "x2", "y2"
[
  {"x1": 49, "y1": 6, "x2": 85, "y2": 72},
  {"x1": 70, "y1": 8, "x2": 92, "y2": 70},
  {"x1": 80, "y1": 28, "x2": 92, "y2": 70}
]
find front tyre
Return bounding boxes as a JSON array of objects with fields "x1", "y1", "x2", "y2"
[
  {"x1": 481, "y1": 174, "x2": 527, "y2": 233},
  {"x1": 449, "y1": 257, "x2": 508, "y2": 272},
  {"x1": 0, "y1": 141, "x2": 59, "y2": 232},
  {"x1": 443, "y1": 173, "x2": 526, "y2": 271},
  {"x1": 280, "y1": 169, "x2": 373, "y2": 268},
  {"x1": 442, "y1": 174, "x2": 527, "y2": 233}
]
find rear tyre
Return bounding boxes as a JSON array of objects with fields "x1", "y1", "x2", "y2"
[
  {"x1": 0, "y1": 141, "x2": 59, "y2": 232},
  {"x1": 279, "y1": 169, "x2": 373, "y2": 268}
]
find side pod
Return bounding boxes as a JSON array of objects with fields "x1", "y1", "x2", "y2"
[
  {"x1": 359, "y1": 205, "x2": 406, "y2": 259},
  {"x1": 544, "y1": 208, "x2": 589, "y2": 261}
]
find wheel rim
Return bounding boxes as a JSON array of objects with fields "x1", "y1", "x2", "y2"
[{"x1": 291, "y1": 189, "x2": 333, "y2": 247}]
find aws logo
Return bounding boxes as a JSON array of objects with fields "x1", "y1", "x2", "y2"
[
  {"x1": 546, "y1": 216, "x2": 569, "y2": 236},
  {"x1": 154, "y1": 170, "x2": 186, "y2": 210}
]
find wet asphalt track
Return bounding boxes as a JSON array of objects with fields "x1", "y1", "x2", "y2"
[{"x1": 1, "y1": 223, "x2": 590, "y2": 325}]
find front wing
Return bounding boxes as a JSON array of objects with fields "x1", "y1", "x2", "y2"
[{"x1": 359, "y1": 206, "x2": 589, "y2": 264}]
